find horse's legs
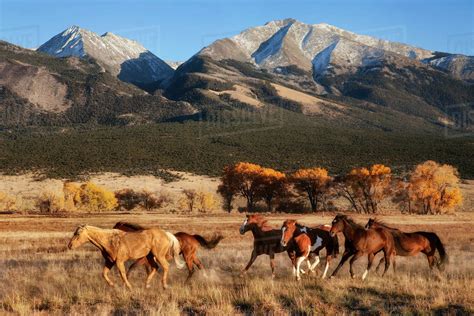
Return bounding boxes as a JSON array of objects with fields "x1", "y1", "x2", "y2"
[
  {"x1": 145, "y1": 266, "x2": 157, "y2": 288},
  {"x1": 241, "y1": 250, "x2": 257, "y2": 276},
  {"x1": 296, "y1": 256, "x2": 306, "y2": 281},
  {"x1": 381, "y1": 249, "x2": 392, "y2": 277},
  {"x1": 331, "y1": 250, "x2": 354, "y2": 278},
  {"x1": 127, "y1": 257, "x2": 149, "y2": 278},
  {"x1": 155, "y1": 255, "x2": 169, "y2": 289},
  {"x1": 102, "y1": 259, "x2": 115, "y2": 287},
  {"x1": 185, "y1": 255, "x2": 195, "y2": 282},
  {"x1": 427, "y1": 255, "x2": 436, "y2": 270},
  {"x1": 349, "y1": 251, "x2": 364, "y2": 279},
  {"x1": 269, "y1": 253, "x2": 276, "y2": 279},
  {"x1": 375, "y1": 256, "x2": 384, "y2": 273},
  {"x1": 116, "y1": 260, "x2": 132, "y2": 289},
  {"x1": 362, "y1": 253, "x2": 375, "y2": 280},
  {"x1": 321, "y1": 256, "x2": 330, "y2": 279},
  {"x1": 194, "y1": 257, "x2": 204, "y2": 270},
  {"x1": 309, "y1": 255, "x2": 321, "y2": 272}
]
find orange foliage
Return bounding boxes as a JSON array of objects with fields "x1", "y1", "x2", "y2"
[
  {"x1": 408, "y1": 161, "x2": 462, "y2": 214},
  {"x1": 291, "y1": 168, "x2": 332, "y2": 211}
]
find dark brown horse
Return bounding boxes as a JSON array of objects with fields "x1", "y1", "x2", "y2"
[
  {"x1": 280, "y1": 219, "x2": 339, "y2": 279},
  {"x1": 114, "y1": 221, "x2": 223, "y2": 281},
  {"x1": 239, "y1": 214, "x2": 294, "y2": 278},
  {"x1": 365, "y1": 218, "x2": 448, "y2": 271},
  {"x1": 329, "y1": 214, "x2": 395, "y2": 279}
]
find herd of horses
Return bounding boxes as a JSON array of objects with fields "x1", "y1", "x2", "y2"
[{"x1": 68, "y1": 214, "x2": 448, "y2": 289}]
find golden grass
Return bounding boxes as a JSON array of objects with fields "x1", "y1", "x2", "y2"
[{"x1": 0, "y1": 213, "x2": 472, "y2": 315}]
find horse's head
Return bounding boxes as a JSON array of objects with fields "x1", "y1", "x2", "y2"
[
  {"x1": 365, "y1": 218, "x2": 376, "y2": 229},
  {"x1": 68, "y1": 225, "x2": 89, "y2": 249},
  {"x1": 239, "y1": 215, "x2": 251, "y2": 234},
  {"x1": 330, "y1": 214, "x2": 347, "y2": 237},
  {"x1": 280, "y1": 219, "x2": 297, "y2": 247}
]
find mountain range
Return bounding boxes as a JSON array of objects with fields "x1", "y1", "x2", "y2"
[{"x1": 1, "y1": 19, "x2": 473, "y2": 131}]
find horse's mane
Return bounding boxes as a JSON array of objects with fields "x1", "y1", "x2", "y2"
[
  {"x1": 338, "y1": 215, "x2": 364, "y2": 229},
  {"x1": 114, "y1": 221, "x2": 146, "y2": 231},
  {"x1": 371, "y1": 218, "x2": 401, "y2": 232},
  {"x1": 251, "y1": 215, "x2": 274, "y2": 232}
]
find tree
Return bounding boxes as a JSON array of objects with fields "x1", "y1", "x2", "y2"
[
  {"x1": 257, "y1": 167, "x2": 287, "y2": 212},
  {"x1": 291, "y1": 168, "x2": 332, "y2": 212},
  {"x1": 180, "y1": 189, "x2": 198, "y2": 213},
  {"x1": 338, "y1": 164, "x2": 392, "y2": 213},
  {"x1": 218, "y1": 162, "x2": 263, "y2": 211},
  {"x1": 408, "y1": 161, "x2": 462, "y2": 214}
]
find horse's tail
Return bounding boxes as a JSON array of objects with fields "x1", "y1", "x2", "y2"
[
  {"x1": 166, "y1": 232, "x2": 186, "y2": 269},
  {"x1": 193, "y1": 233, "x2": 224, "y2": 249},
  {"x1": 432, "y1": 233, "x2": 448, "y2": 269},
  {"x1": 419, "y1": 232, "x2": 448, "y2": 270},
  {"x1": 330, "y1": 233, "x2": 340, "y2": 258}
]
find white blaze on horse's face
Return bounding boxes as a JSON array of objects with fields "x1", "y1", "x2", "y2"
[
  {"x1": 239, "y1": 219, "x2": 248, "y2": 235},
  {"x1": 280, "y1": 227, "x2": 287, "y2": 246},
  {"x1": 300, "y1": 226, "x2": 308, "y2": 234}
]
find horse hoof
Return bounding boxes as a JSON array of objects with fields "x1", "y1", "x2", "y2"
[
  {"x1": 351, "y1": 275, "x2": 356, "y2": 279},
  {"x1": 271, "y1": 274, "x2": 276, "y2": 279},
  {"x1": 146, "y1": 284, "x2": 151, "y2": 289}
]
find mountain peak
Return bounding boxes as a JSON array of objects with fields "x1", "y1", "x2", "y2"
[{"x1": 38, "y1": 26, "x2": 174, "y2": 87}]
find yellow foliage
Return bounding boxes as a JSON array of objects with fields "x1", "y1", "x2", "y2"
[
  {"x1": 63, "y1": 182, "x2": 81, "y2": 211},
  {"x1": 408, "y1": 161, "x2": 462, "y2": 214},
  {"x1": 196, "y1": 191, "x2": 218, "y2": 213},
  {"x1": 76, "y1": 182, "x2": 118, "y2": 212},
  {"x1": 0, "y1": 192, "x2": 16, "y2": 211},
  {"x1": 292, "y1": 167, "x2": 332, "y2": 211}
]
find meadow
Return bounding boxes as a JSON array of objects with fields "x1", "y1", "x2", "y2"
[{"x1": 0, "y1": 212, "x2": 472, "y2": 315}]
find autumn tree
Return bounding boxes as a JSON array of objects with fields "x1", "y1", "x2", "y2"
[
  {"x1": 291, "y1": 168, "x2": 332, "y2": 212},
  {"x1": 337, "y1": 164, "x2": 392, "y2": 213},
  {"x1": 407, "y1": 161, "x2": 462, "y2": 214},
  {"x1": 218, "y1": 162, "x2": 287, "y2": 212},
  {"x1": 257, "y1": 167, "x2": 287, "y2": 212}
]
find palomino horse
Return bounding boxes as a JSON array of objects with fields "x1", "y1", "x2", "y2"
[
  {"x1": 240, "y1": 214, "x2": 294, "y2": 278},
  {"x1": 114, "y1": 221, "x2": 223, "y2": 281},
  {"x1": 280, "y1": 219, "x2": 339, "y2": 279},
  {"x1": 68, "y1": 225, "x2": 183, "y2": 289},
  {"x1": 329, "y1": 215, "x2": 395, "y2": 279},
  {"x1": 365, "y1": 218, "x2": 448, "y2": 271}
]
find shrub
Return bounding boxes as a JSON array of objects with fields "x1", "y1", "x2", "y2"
[
  {"x1": 115, "y1": 189, "x2": 170, "y2": 211},
  {"x1": 0, "y1": 192, "x2": 16, "y2": 212},
  {"x1": 36, "y1": 191, "x2": 65, "y2": 213},
  {"x1": 77, "y1": 182, "x2": 117, "y2": 212},
  {"x1": 196, "y1": 191, "x2": 218, "y2": 213}
]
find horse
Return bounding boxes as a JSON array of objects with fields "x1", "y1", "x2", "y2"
[
  {"x1": 114, "y1": 221, "x2": 223, "y2": 281},
  {"x1": 68, "y1": 224, "x2": 183, "y2": 289},
  {"x1": 280, "y1": 224, "x2": 312, "y2": 281},
  {"x1": 239, "y1": 214, "x2": 295, "y2": 278},
  {"x1": 365, "y1": 218, "x2": 448, "y2": 271},
  {"x1": 280, "y1": 219, "x2": 339, "y2": 279},
  {"x1": 329, "y1": 214, "x2": 395, "y2": 280}
]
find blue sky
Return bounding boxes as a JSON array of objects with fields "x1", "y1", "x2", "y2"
[{"x1": 1, "y1": 0, "x2": 473, "y2": 61}]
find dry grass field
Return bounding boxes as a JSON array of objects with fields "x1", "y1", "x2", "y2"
[{"x1": 0, "y1": 212, "x2": 472, "y2": 315}]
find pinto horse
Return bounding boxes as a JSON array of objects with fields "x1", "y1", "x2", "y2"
[
  {"x1": 114, "y1": 221, "x2": 223, "y2": 281},
  {"x1": 365, "y1": 218, "x2": 448, "y2": 271},
  {"x1": 329, "y1": 215, "x2": 395, "y2": 279},
  {"x1": 68, "y1": 225, "x2": 182, "y2": 289},
  {"x1": 280, "y1": 219, "x2": 339, "y2": 279},
  {"x1": 239, "y1": 214, "x2": 294, "y2": 278}
]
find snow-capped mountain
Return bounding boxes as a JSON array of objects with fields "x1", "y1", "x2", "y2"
[
  {"x1": 38, "y1": 26, "x2": 174, "y2": 87},
  {"x1": 198, "y1": 18, "x2": 473, "y2": 81}
]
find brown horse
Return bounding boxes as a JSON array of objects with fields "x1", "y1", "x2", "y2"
[
  {"x1": 114, "y1": 221, "x2": 223, "y2": 281},
  {"x1": 280, "y1": 224, "x2": 312, "y2": 281},
  {"x1": 365, "y1": 218, "x2": 448, "y2": 271},
  {"x1": 239, "y1": 214, "x2": 294, "y2": 278},
  {"x1": 68, "y1": 225, "x2": 181, "y2": 289},
  {"x1": 280, "y1": 219, "x2": 339, "y2": 279},
  {"x1": 329, "y1": 215, "x2": 395, "y2": 279}
]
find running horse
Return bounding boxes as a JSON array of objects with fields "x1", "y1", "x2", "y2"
[
  {"x1": 68, "y1": 225, "x2": 183, "y2": 289},
  {"x1": 239, "y1": 214, "x2": 294, "y2": 278},
  {"x1": 114, "y1": 221, "x2": 223, "y2": 281},
  {"x1": 280, "y1": 219, "x2": 339, "y2": 279},
  {"x1": 329, "y1": 215, "x2": 395, "y2": 279},
  {"x1": 365, "y1": 218, "x2": 448, "y2": 271}
]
